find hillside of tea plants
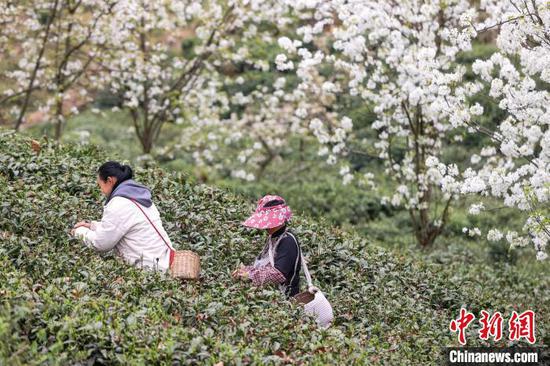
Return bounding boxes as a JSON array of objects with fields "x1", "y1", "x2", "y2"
[{"x1": 1, "y1": 132, "x2": 548, "y2": 365}]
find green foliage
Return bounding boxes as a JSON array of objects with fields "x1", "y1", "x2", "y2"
[
  {"x1": 487, "y1": 240, "x2": 518, "y2": 265},
  {"x1": 94, "y1": 89, "x2": 123, "y2": 110},
  {"x1": 181, "y1": 37, "x2": 200, "y2": 60},
  {"x1": 0, "y1": 132, "x2": 548, "y2": 364}
]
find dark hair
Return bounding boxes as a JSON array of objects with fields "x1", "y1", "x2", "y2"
[
  {"x1": 97, "y1": 161, "x2": 133, "y2": 185},
  {"x1": 264, "y1": 199, "x2": 285, "y2": 208}
]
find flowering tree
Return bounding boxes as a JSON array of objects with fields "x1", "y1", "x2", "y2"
[
  {"x1": 279, "y1": 0, "x2": 479, "y2": 247},
  {"x1": 275, "y1": 0, "x2": 549, "y2": 255},
  {"x1": 178, "y1": 77, "x2": 308, "y2": 181},
  {"x1": 99, "y1": 0, "x2": 228, "y2": 153},
  {"x1": 122, "y1": 0, "x2": 340, "y2": 178},
  {"x1": 102, "y1": 0, "x2": 300, "y2": 155},
  {"x1": 1, "y1": 0, "x2": 116, "y2": 138},
  {"x1": 448, "y1": 0, "x2": 549, "y2": 259},
  {"x1": 179, "y1": 69, "x2": 344, "y2": 181},
  {"x1": 167, "y1": 1, "x2": 351, "y2": 181}
]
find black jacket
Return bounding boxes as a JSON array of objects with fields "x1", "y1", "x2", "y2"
[{"x1": 271, "y1": 226, "x2": 301, "y2": 297}]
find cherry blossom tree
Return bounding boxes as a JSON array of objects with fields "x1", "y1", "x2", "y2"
[
  {"x1": 167, "y1": 7, "x2": 349, "y2": 181},
  {"x1": 279, "y1": 0, "x2": 478, "y2": 247},
  {"x1": 102, "y1": 0, "x2": 299, "y2": 155},
  {"x1": 275, "y1": 0, "x2": 548, "y2": 256},
  {"x1": 178, "y1": 69, "x2": 343, "y2": 181},
  {"x1": 2, "y1": 0, "x2": 117, "y2": 137},
  {"x1": 448, "y1": 0, "x2": 549, "y2": 259}
]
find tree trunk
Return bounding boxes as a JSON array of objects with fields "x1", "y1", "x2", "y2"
[
  {"x1": 14, "y1": 0, "x2": 59, "y2": 130},
  {"x1": 412, "y1": 210, "x2": 439, "y2": 247},
  {"x1": 138, "y1": 127, "x2": 154, "y2": 154},
  {"x1": 54, "y1": 96, "x2": 64, "y2": 141},
  {"x1": 141, "y1": 139, "x2": 153, "y2": 154}
]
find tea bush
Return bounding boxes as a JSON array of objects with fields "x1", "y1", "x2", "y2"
[{"x1": 0, "y1": 131, "x2": 548, "y2": 365}]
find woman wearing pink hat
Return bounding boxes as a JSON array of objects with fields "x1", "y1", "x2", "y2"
[{"x1": 232, "y1": 195, "x2": 301, "y2": 297}]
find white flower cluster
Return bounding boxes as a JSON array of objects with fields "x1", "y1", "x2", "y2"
[
  {"x1": 463, "y1": 227, "x2": 482, "y2": 237},
  {"x1": 468, "y1": 203, "x2": 484, "y2": 215}
]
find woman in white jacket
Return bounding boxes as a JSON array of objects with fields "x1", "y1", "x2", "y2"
[{"x1": 72, "y1": 162, "x2": 174, "y2": 271}]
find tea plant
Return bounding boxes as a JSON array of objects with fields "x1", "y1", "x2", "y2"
[{"x1": 0, "y1": 132, "x2": 548, "y2": 365}]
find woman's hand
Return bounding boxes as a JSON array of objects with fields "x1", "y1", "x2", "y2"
[
  {"x1": 232, "y1": 266, "x2": 250, "y2": 280},
  {"x1": 71, "y1": 221, "x2": 91, "y2": 236},
  {"x1": 74, "y1": 221, "x2": 91, "y2": 229}
]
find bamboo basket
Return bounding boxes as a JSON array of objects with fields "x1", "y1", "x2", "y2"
[{"x1": 170, "y1": 250, "x2": 200, "y2": 280}]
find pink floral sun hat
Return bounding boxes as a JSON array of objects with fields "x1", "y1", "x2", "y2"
[{"x1": 242, "y1": 195, "x2": 293, "y2": 229}]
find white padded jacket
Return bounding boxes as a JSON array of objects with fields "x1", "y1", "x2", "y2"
[{"x1": 78, "y1": 196, "x2": 173, "y2": 271}]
